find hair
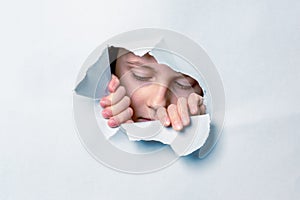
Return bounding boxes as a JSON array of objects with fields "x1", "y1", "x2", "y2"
[{"x1": 108, "y1": 46, "x2": 119, "y2": 75}]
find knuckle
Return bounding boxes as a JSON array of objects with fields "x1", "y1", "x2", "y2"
[
  {"x1": 178, "y1": 97, "x2": 187, "y2": 104},
  {"x1": 168, "y1": 104, "x2": 176, "y2": 110},
  {"x1": 189, "y1": 92, "x2": 197, "y2": 98},
  {"x1": 167, "y1": 104, "x2": 177, "y2": 113},
  {"x1": 119, "y1": 85, "x2": 126, "y2": 95},
  {"x1": 189, "y1": 92, "x2": 200, "y2": 100},
  {"x1": 108, "y1": 93, "x2": 114, "y2": 102},
  {"x1": 123, "y1": 96, "x2": 131, "y2": 105},
  {"x1": 114, "y1": 115, "x2": 123, "y2": 124}
]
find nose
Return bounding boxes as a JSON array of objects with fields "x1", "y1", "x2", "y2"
[{"x1": 146, "y1": 84, "x2": 169, "y2": 110}]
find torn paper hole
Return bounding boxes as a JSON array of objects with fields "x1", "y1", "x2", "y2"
[{"x1": 76, "y1": 42, "x2": 211, "y2": 156}]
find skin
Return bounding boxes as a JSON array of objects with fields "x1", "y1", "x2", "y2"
[{"x1": 100, "y1": 51, "x2": 206, "y2": 131}]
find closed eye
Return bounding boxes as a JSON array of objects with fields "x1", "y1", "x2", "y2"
[
  {"x1": 175, "y1": 81, "x2": 193, "y2": 90},
  {"x1": 132, "y1": 73, "x2": 152, "y2": 81}
]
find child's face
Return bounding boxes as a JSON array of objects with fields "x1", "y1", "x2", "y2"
[{"x1": 115, "y1": 52, "x2": 203, "y2": 122}]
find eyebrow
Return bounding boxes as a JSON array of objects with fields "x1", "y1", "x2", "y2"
[
  {"x1": 174, "y1": 73, "x2": 198, "y2": 86},
  {"x1": 127, "y1": 60, "x2": 143, "y2": 66},
  {"x1": 127, "y1": 61, "x2": 156, "y2": 71},
  {"x1": 139, "y1": 65, "x2": 156, "y2": 71}
]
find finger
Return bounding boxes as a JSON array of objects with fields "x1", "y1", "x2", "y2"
[
  {"x1": 177, "y1": 97, "x2": 190, "y2": 126},
  {"x1": 125, "y1": 119, "x2": 134, "y2": 124},
  {"x1": 200, "y1": 104, "x2": 206, "y2": 115},
  {"x1": 102, "y1": 96, "x2": 130, "y2": 118},
  {"x1": 108, "y1": 107, "x2": 133, "y2": 128},
  {"x1": 100, "y1": 97, "x2": 110, "y2": 108},
  {"x1": 188, "y1": 93, "x2": 202, "y2": 115},
  {"x1": 167, "y1": 104, "x2": 183, "y2": 131},
  {"x1": 156, "y1": 107, "x2": 171, "y2": 127},
  {"x1": 108, "y1": 74, "x2": 120, "y2": 93},
  {"x1": 100, "y1": 86, "x2": 126, "y2": 107}
]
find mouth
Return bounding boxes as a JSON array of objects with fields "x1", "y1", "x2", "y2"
[{"x1": 136, "y1": 117, "x2": 154, "y2": 122}]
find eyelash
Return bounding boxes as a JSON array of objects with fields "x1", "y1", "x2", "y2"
[
  {"x1": 132, "y1": 73, "x2": 152, "y2": 81},
  {"x1": 132, "y1": 73, "x2": 193, "y2": 90},
  {"x1": 175, "y1": 82, "x2": 192, "y2": 90}
]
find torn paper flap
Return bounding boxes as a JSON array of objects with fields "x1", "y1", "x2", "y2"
[
  {"x1": 170, "y1": 114, "x2": 210, "y2": 156},
  {"x1": 109, "y1": 35, "x2": 164, "y2": 57},
  {"x1": 121, "y1": 114, "x2": 210, "y2": 156},
  {"x1": 120, "y1": 120, "x2": 177, "y2": 145},
  {"x1": 74, "y1": 47, "x2": 111, "y2": 100}
]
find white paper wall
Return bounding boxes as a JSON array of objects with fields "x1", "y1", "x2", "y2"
[{"x1": 0, "y1": 0, "x2": 299, "y2": 199}]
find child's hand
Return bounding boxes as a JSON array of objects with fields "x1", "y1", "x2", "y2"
[
  {"x1": 100, "y1": 75, "x2": 133, "y2": 127},
  {"x1": 156, "y1": 93, "x2": 206, "y2": 131}
]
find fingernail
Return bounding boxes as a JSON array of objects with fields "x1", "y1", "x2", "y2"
[
  {"x1": 174, "y1": 121, "x2": 183, "y2": 131},
  {"x1": 164, "y1": 118, "x2": 170, "y2": 126},
  {"x1": 108, "y1": 118, "x2": 118, "y2": 127},
  {"x1": 100, "y1": 100, "x2": 106, "y2": 107},
  {"x1": 102, "y1": 109, "x2": 112, "y2": 118},
  {"x1": 100, "y1": 98, "x2": 111, "y2": 107}
]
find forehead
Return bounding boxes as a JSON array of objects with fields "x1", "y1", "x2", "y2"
[
  {"x1": 115, "y1": 50, "x2": 203, "y2": 95},
  {"x1": 117, "y1": 52, "x2": 185, "y2": 76},
  {"x1": 118, "y1": 51, "x2": 157, "y2": 64}
]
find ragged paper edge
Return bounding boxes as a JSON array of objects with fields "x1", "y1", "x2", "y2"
[
  {"x1": 75, "y1": 38, "x2": 212, "y2": 157},
  {"x1": 121, "y1": 114, "x2": 211, "y2": 156},
  {"x1": 74, "y1": 38, "x2": 208, "y2": 103},
  {"x1": 94, "y1": 99, "x2": 211, "y2": 156}
]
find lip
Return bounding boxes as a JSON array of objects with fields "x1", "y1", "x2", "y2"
[{"x1": 137, "y1": 117, "x2": 154, "y2": 122}]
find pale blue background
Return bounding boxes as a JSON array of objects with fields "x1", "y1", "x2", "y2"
[{"x1": 0, "y1": 0, "x2": 299, "y2": 199}]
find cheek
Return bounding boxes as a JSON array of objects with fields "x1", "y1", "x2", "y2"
[
  {"x1": 130, "y1": 91, "x2": 144, "y2": 108},
  {"x1": 118, "y1": 73, "x2": 144, "y2": 97}
]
